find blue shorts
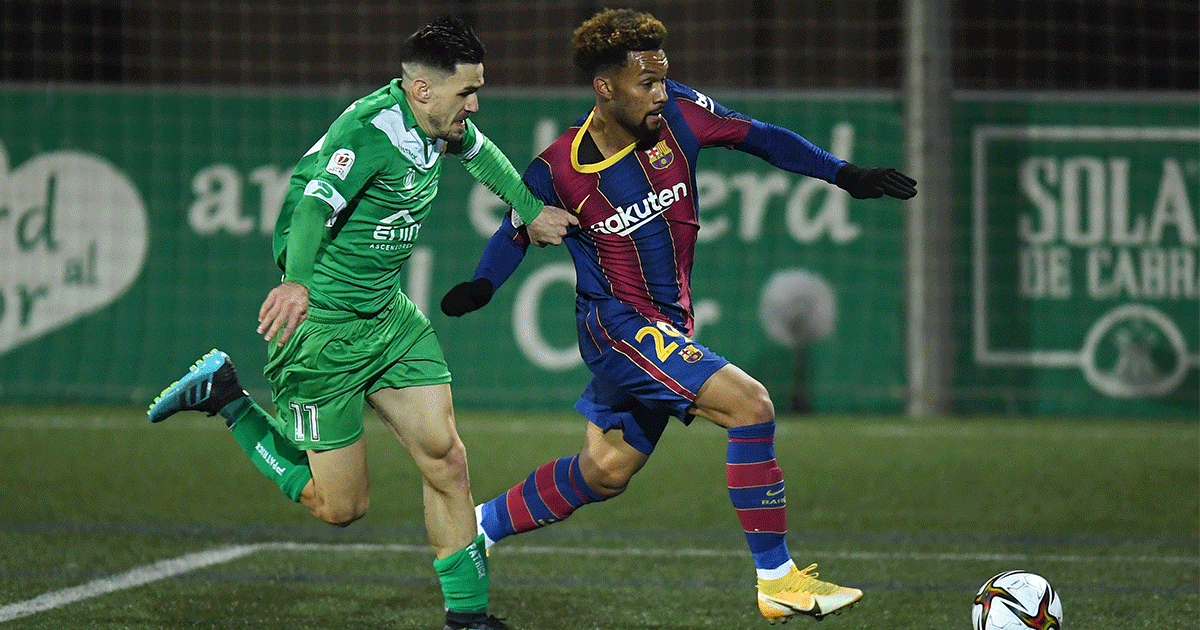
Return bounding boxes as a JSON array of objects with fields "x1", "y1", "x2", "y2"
[{"x1": 574, "y1": 312, "x2": 729, "y2": 454}]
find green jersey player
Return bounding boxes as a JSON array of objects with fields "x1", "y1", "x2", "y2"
[{"x1": 147, "y1": 16, "x2": 576, "y2": 630}]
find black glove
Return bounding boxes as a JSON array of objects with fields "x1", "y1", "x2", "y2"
[
  {"x1": 440, "y1": 278, "x2": 494, "y2": 317},
  {"x1": 835, "y1": 163, "x2": 918, "y2": 200}
]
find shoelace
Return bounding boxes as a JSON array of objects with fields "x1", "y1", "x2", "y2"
[{"x1": 786, "y1": 563, "x2": 840, "y2": 596}]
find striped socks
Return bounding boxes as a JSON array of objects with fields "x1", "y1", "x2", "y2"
[
  {"x1": 478, "y1": 455, "x2": 604, "y2": 546},
  {"x1": 478, "y1": 425, "x2": 795, "y2": 581},
  {"x1": 727, "y1": 421, "x2": 792, "y2": 578}
]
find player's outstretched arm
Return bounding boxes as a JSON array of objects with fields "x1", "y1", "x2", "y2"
[
  {"x1": 708, "y1": 99, "x2": 916, "y2": 200},
  {"x1": 460, "y1": 131, "x2": 549, "y2": 227},
  {"x1": 834, "y1": 164, "x2": 918, "y2": 200}
]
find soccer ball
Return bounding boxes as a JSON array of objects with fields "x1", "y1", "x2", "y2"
[{"x1": 972, "y1": 570, "x2": 1063, "y2": 629}]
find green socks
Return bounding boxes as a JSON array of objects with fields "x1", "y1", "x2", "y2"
[
  {"x1": 221, "y1": 397, "x2": 312, "y2": 502},
  {"x1": 433, "y1": 534, "x2": 490, "y2": 614}
]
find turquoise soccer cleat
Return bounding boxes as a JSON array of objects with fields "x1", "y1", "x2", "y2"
[{"x1": 147, "y1": 349, "x2": 246, "y2": 423}]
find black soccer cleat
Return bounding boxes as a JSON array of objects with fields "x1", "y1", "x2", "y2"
[{"x1": 443, "y1": 612, "x2": 512, "y2": 630}]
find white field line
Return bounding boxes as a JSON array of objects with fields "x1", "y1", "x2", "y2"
[
  {"x1": 3, "y1": 542, "x2": 1196, "y2": 623},
  {"x1": 276, "y1": 542, "x2": 1200, "y2": 565},
  {"x1": 0, "y1": 544, "x2": 262, "y2": 623}
]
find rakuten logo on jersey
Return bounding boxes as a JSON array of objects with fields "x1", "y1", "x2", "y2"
[{"x1": 590, "y1": 182, "x2": 689, "y2": 236}]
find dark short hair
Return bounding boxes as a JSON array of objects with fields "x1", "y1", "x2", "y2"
[
  {"x1": 572, "y1": 8, "x2": 666, "y2": 76},
  {"x1": 400, "y1": 15, "x2": 486, "y2": 73}
]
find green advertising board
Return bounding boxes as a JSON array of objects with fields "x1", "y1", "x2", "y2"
[
  {"x1": 956, "y1": 98, "x2": 1198, "y2": 416},
  {"x1": 0, "y1": 86, "x2": 1195, "y2": 416}
]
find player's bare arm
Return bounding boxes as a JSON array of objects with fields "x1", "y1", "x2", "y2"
[
  {"x1": 257, "y1": 281, "x2": 309, "y2": 346},
  {"x1": 526, "y1": 204, "x2": 579, "y2": 246}
]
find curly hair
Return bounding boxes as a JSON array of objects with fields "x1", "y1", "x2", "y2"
[
  {"x1": 400, "y1": 15, "x2": 486, "y2": 74},
  {"x1": 571, "y1": 8, "x2": 667, "y2": 76}
]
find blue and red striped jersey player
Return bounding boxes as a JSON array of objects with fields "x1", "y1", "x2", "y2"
[{"x1": 441, "y1": 8, "x2": 916, "y2": 623}]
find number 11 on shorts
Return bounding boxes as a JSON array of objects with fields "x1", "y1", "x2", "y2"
[{"x1": 290, "y1": 402, "x2": 320, "y2": 442}]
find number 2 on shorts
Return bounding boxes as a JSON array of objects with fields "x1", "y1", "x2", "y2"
[{"x1": 635, "y1": 321, "x2": 691, "y2": 362}]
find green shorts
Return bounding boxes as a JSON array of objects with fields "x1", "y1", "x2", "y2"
[{"x1": 264, "y1": 291, "x2": 451, "y2": 451}]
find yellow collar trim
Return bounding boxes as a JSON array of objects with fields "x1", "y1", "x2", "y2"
[{"x1": 571, "y1": 109, "x2": 637, "y2": 173}]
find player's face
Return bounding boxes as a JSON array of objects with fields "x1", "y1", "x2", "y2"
[
  {"x1": 609, "y1": 50, "x2": 669, "y2": 150},
  {"x1": 424, "y1": 63, "x2": 484, "y2": 142}
]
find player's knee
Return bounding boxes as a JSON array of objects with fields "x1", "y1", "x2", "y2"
[
  {"x1": 586, "y1": 462, "x2": 633, "y2": 499},
  {"x1": 736, "y1": 380, "x2": 775, "y2": 426},
  {"x1": 314, "y1": 494, "x2": 369, "y2": 528},
  {"x1": 422, "y1": 438, "x2": 471, "y2": 492}
]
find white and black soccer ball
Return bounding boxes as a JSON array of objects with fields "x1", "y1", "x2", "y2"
[{"x1": 972, "y1": 570, "x2": 1063, "y2": 630}]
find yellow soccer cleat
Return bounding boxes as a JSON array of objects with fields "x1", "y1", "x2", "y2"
[{"x1": 757, "y1": 563, "x2": 863, "y2": 623}]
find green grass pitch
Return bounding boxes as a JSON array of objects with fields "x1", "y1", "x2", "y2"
[{"x1": 1, "y1": 406, "x2": 1196, "y2": 629}]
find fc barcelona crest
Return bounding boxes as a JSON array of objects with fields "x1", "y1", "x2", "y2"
[
  {"x1": 646, "y1": 141, "x2": 674, "y2": 169},
  {"x1": 678, "y1": 344, "x2": 704, "y2": 363}
]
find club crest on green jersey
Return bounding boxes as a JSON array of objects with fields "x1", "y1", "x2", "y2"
[{"x1": 326, "y1": 148, "x2": 355, "y2": 180}]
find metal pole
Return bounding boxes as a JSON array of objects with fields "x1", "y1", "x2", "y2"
[{"x1": 903, "y1": 0, "x2": 955, "y2": 416}]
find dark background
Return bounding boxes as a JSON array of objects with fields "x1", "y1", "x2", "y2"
[{"x1": 2, "y1": 0, "x2": 1196, "y2": 90}]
